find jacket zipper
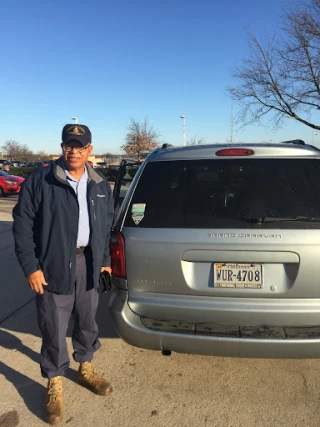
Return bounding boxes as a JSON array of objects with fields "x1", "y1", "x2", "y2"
[
  {"x1": 68, "y1": 186, "x2": 79, "y2": 292},
  {"x1": 91, "y1": 199, "x2": 96, "y2": 220}
]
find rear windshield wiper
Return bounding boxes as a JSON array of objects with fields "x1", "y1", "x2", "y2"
[{"x1": 245, "y1": 216, "x2": 320, "y2": 223}]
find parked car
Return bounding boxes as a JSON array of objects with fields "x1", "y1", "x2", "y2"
[
  {"x1": 96, "y1": 162, "x2": 107, "y2": 168},
  {"x1": 110, "y1": 141, "x2": 320, "y2": 359},
  {"x1": 8, "y1": 161, "x2": 19, "y2": 167},
  {"x1": 0, "y1": 170, "x2": 24, "y2": 197},
  {"x1": 2, "y1": 161, "x2": 12, "y2": 171}
]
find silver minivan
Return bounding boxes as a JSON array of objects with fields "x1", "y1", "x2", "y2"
[{"x1": 110, "y1": 142, "x2": 320, "y2": 358}]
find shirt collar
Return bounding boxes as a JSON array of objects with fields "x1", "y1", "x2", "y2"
[{"x1": 62, "y1": 160, "x2": 88, "y2": 182}]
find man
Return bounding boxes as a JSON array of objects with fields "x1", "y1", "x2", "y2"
[{"x1": 13, "y1": 124, "x2": 114, "y2": 425}]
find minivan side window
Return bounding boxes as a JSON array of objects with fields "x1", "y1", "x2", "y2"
[
  {"x1": 124, "y1": 159, "x2": 320, "y2": 229},
  {"x1": 114, "y1": 164, "x2": 141, "y2": 211}
]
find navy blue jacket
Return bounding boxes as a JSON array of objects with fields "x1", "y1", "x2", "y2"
[{"x1": 12, "y1": 158, "x2": 114, "y2": 294}]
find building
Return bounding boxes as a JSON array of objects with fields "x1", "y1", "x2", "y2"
[{"x1": 51, "y1": 154, "x2": 105, "y2": 164}]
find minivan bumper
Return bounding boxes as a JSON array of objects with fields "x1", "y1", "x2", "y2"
[{"x1": 109, "y1": 287, "x2": 320, "y2": 358}]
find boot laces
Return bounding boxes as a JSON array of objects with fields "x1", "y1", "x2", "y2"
[
  {"x1": 47, "y1": 377, "x2": 62, "y2": 404},
  {"x1": 81, "y1": 363, "x2": 102, "y2": 384}
]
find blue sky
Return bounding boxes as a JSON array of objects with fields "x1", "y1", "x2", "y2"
[{"x1": 0, "y1": 0, "x2": 317, "y2": 155}]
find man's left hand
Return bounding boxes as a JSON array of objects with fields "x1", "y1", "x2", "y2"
[{"x1": 101, "y1": 266, "x2": 112, "y2": 274}]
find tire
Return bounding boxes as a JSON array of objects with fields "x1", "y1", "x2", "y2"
[{"x1": 0, "y1": 186, "x2": 4, "y2": 197}]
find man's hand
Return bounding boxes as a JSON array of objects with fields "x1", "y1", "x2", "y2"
[
  {"x1": 26, "y1": 270, "x2": 48, "y2": 294},
  {"x1": 101, "y1": 266, "x2": 112, "y2": 275}
]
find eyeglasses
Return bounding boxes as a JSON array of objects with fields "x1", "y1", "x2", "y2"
[{"x1": 61, "y1": 144, "x2": 90, "y2": 153}]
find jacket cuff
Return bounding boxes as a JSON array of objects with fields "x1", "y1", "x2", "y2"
[
  {"x1": 23, "y1": 261, "x2": 40, "y2": 277},
  {"x1": 102, "y1": 254, "x2": 111, "y2": 267}
]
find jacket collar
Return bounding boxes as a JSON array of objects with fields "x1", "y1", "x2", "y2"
[{"x1": 54, "y1": 157, "x2": 104, "y2": 184}]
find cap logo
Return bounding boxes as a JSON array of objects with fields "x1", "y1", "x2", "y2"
[{"x1": 67, "y1": 125, "x2": 85, "y2": 136}]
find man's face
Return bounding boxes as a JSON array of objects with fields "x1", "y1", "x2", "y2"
[{"x1": 61, "y1": 140, "x2": 93, "y2": 170}]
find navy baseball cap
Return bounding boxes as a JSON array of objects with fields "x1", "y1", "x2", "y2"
[{"x1": 62, "y1": 124, "x2": 92, "y2": 146}]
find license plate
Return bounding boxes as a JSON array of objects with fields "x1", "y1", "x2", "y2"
[{"x1": 213, "y1": 263, "x2": 263, "y2": 289}]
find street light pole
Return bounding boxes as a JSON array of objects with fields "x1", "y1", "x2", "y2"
[
  {"x1": 231, "y1": 96, "x2": 234, "y2": 143},
  {"x1": 230, "y1": 89, "x2": 235, "y2": 143},
  {"x1": 180, "y1": 115, "x2": 186, "y2": 146},
  {"x1": 71, "y1": 117, "x2": 78, "y2": 124}
]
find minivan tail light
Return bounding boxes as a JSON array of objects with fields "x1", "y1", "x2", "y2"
[
  {"x1": 216, "y1": 148, "x2": 254, "y2": 156},
  {"x1": 110, "y1": 232, "x2": 126, "y2": 278}
]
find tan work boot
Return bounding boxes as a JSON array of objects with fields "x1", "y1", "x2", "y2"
[
  {"x1": 78, "y1": 361, "x2": 112, "y2": 396},
  {"x1": 46, "y1": 376, "x2": 63, "y2": 425}
]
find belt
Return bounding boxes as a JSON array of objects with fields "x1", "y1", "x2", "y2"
[{"x1": 76, "y1": 246, "x2": 88, "y2": 254}]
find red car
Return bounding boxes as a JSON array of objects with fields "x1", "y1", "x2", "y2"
[{"x1": 0, "y1": 170, "x2": 24, "y2": 197}]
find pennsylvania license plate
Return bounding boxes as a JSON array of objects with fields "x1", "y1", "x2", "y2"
[{"x1": 213, "y1": 263, "x2": 263, "y2": 289}]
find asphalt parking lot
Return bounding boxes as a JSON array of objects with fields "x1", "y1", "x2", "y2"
[
  {"x1": 0, "y1": 195, "x2": 18, "y2": 214},
  {"x1": 1, "y1": 196, "x2": 320, "y2": 427},
  {"x1": 0, "y1": 195, "x2": 34, "y2": 323}
]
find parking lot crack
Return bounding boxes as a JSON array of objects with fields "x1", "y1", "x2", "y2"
[{"x1": 301, "y1": 373, "x2": 308, "y2": 392}]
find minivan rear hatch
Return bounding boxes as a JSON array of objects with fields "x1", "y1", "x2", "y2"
[{"x1": 120, "y1": 158, "x2": 320, "y2": 304}]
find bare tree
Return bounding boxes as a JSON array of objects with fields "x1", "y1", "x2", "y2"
[
  {"x1": 229, "y1": 0, "x2": 320, "y2": 131},
  {"x1": 121, "y1": 118, "x2": 160, "y2": 160},
  {"x1": 102, "y1": 152, "x2": 119, "y2": 159},
  {"x1": 20, "y1": 145, "x2": 35, "y2": 162},
  {"x1": 187, "y1": 136, "x2": 206, "y2": 145},
  {"x1": 36, "y1": 151, "x2": 51, "y2": 161},
  {"x1": 1, "y1": 140, "x2": 35, "y2": 161},
  {"x1": 2, "y1": 140, "x2": 23, "y2": 160}
]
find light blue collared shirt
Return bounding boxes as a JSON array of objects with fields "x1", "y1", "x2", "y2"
[{"x1": 64, "y1": 165, "x2": 90, "y2": 247}]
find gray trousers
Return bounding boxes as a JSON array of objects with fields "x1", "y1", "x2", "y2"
[{"x1": 35, "y1": 252, "x2": 101, "y2": 378}]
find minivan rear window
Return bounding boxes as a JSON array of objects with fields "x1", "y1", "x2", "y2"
[{"x1": 124, "y1": 159, "x2": 320, "y2": 229}]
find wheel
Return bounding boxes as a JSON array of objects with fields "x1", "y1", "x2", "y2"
[{"x1": 0, "y1": 186, "x2": 4, "y2": 197}]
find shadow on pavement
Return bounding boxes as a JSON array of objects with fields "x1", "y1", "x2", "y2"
[
  {"x1": 0, "y1": 286, "x2": 118, "y2": 415},
  {"x1": 0, "y1": 295, "x2": 118, "y2": 418},
  {"x1": 0, "y1": 328, "x2": 85, "y2": 419},
  {"x1": 0, "y1": 216, "x2": 119, "y2": 418},
  {"x1": 0, "y1": 329, "x2": 45, "y2": 421},
  {"x1": 1, "y1": 290, "x2": 119, "y2": 340},
  {"x1": 95, "y1": 293, "x2": 120, "y2": 339},
  {"x1": 0, "y1": 328, "x2": 39, "y2": 364},
  {"x1": 0, "y1": 220, "x2": 34, "y2": 323},
  {"x1": 0, "y1": 360, "x2": 46, "y2": 422},
  {"x1": 0, "y1": 199, "x2": 119, "y2": 421}
]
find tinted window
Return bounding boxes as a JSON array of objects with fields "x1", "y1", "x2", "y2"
[
  {"x1": 115, "y1": 164, "x2": 141, "y2": 209},
  {"x1": 124, "y1": 159, "x2": 320, "y2": 229}
]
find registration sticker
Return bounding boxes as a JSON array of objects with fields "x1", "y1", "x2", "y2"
[{"x1": 131, "y1": 203, "x2": 146, "y2": 225}]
